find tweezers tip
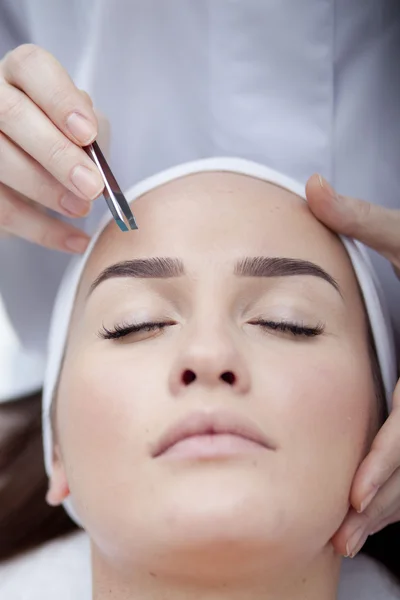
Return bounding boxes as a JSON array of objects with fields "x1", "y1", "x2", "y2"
[
  {"x1": 129, "y1": 218, "x2": 138, "y2": 230},
  {"x1": 116, "y1": 219, "x2": 129, "y2": 232}
]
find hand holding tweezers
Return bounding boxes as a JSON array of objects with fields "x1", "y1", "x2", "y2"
[{"x1": 84, "y1": 141, "x2": 138, "y2": 232}]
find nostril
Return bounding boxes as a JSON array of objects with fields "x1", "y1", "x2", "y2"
[
  {"x1": 182, "y1": 369, "x2": 196, "y2": 385},
  {"x1": 220, "y1": 371, "x2": 236, "y2": 385}
]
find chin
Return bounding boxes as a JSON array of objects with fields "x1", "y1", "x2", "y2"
[
  {"x1": 89, "y1": 495, "x2": 326, "y2": 581},
  {"x1": 100, "y1": 509, "x2": 312, "y2": 584},
  {"x1": 151, "y1": 488, "x2": 287, "y2": 551}
]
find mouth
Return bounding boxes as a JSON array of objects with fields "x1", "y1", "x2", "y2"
[{"x1": 151, "y1": 410, "x2": 276, "y2": 460}]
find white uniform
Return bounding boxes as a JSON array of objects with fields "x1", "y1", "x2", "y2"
[{"x1": 0, "y1": 2, "x2": 399, "y2": 595}]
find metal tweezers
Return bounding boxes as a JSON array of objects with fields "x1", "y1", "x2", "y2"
[{"x1": 84, "y1": 141, "x2": 138, "y2": 232}]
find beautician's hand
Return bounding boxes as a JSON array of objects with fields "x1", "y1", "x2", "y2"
[
  {"x1": 306, "y1": 174, "x2": 400, "y2": 558},
  {"x1": 0, "y1": 44, "x2": 105, "y2": 253}
]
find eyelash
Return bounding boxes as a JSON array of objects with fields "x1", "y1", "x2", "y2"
[
  {"x1": 98, "y1": 321, "x2": 174, "y2": 340},
  {"x1": 251, "y1": 319, "x2": 324, "y2": 338},
  {"x1": 98, "y1": 319, "x2": 325, "y2": 340}
]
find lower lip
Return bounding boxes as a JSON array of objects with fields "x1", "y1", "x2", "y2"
[{"x1": 159, "y1": 434, "x2": 267, "y2": 459}]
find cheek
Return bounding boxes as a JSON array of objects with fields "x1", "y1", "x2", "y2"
[
  {"x1": 255, "y1": 346, "x2": 374, "y2": 500},
  {"x1": 56, "y1": 349, "x2": 165, "y2": 522}
]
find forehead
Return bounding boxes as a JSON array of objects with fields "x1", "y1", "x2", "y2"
[{"x1": 78, "y1": 172, "x2": 360, "y2": 302}]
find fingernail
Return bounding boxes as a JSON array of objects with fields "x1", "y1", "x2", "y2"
[
  {"x1": 60, "y1": 193, "x2": 91, "y2": 217},
  {"x1": 65, "y1": 235, "x2": 90, "y2": 254},
  {"x1": 70, "y1": 165, "x2": 103, "y2": 200},
  {"x1": 358, "y1": 485, "x2": 379, "y2": 514},
  {"x1": 345, "y1": 527, "x2": 368, "y2": 558},
  {"x1": 318, "y1": 174, "x2": 340, "y2": 202},
  {"x1": 66, "y1": 112, "x2": 96, "y2": 144}
]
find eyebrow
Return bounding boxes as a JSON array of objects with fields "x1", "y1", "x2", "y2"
[
  {"x1": 235, "y1": 257, "x2": 342, "y2": 296},
  {"x1": 88, "y1": 257, "x2": 184, "y2": 297},
  {"x1": 88, "y1": 256, "x2": 342, "y2": 298}
]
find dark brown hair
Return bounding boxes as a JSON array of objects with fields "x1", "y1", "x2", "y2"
[
  {"x1": 0, "y1": 330, "x2": 399, "y2": 587},
  {"x1": 0, "y1": 391, "x2": 77, "y2": 562}
]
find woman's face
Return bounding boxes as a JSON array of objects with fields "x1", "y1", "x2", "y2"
[{"x1": 51, "y1": 172, "x2": 377, "y2": 576}]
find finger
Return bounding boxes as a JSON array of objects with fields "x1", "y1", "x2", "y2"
[
  {"x1": 356, "y1": 467, "x2": 400, "y2": 524},
  {"x1": 332, "y1": 468, "x2": 400, "y2": 557},
  {"x1": 330, "y1": 507, "x2": 370, "y2": 558},
  {"x1": 0, "y1": 131, "x2": 91, "y2": 217},
  {"x1": 0, "y1": 182, "x2": 90, "y2": 253},
  {"x1": 0, "y1": 82, "x2": 104, "y2": 200},
  {"x1": 305, "y1": 174, "x2": 400, "y2": 264},
  {"x1": 2, "y1": 44, "x2": 97, "y2": 146},
  {"x1": 79, "y1": 89, "x2": 94, "y2": 108},
  {"x1": 349, "y1": 383, "x2": 400, "y2": 512},
  {"x1": 94, "y1": 108, "x2": 111, "y2": 159},
  {"x1": 370, "y1": 507, "x2": 400, "y2": 534}
]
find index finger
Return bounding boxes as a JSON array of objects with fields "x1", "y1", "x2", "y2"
[
  {"x1": 350, "y1": 398, "x2": 400, "y2": 511},
  {"x1": 306, "y1": 174, "x2": 400, "y2": 262},
  {"x1": 2, "y1": 44, "x2": 97, "y2": 146}
]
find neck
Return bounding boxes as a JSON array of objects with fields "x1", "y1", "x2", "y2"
[{"x1": 91, "y1": 542, "x2": 341, "y2": 600}]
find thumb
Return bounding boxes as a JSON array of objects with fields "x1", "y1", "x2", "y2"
[
  {"x1": 79, "y1": 88, "x2": 94, "y2": 108},
  {"x1": 78, "y1": 90, "x2": 111, "y2": 159},
  {"x1": 93, "y1": 108, "x2": 111, "y2": 160},
  {"x1": 305, "y1": 174, "x2": 400, "y2": 263}
]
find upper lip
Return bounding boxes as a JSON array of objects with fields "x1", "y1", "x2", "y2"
[{"x1": 151, "y1": 409, "x2": 276, "y2": 457}]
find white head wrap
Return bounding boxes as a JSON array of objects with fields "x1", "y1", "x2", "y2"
[{"x1": 42, "y1": 157, "x2": 398, "y2": 526}]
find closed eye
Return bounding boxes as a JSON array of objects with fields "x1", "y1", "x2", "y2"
[
  {"x1": 250, "y1": 319, "x2": 325, "y2": 338},
  {"x1": 98, "y1": 319, "x2": 325, "y2": 342},
  {"x1": 98, "y1": 321, "x2": 175, "y2": 340}
]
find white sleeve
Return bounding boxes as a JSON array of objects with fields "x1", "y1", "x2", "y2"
[
  {"x1": 0, "y1": 2, "x2": 81, "y2": 399},
  {"x1": 0, "y1": 2, "x2": 48, "y2": 399},
  {"x1": 0, "y1": 233, "x2": 76, "y2": 401},
  {"x1": 0, "y1": 0, "x2": 30, "y2": 54},
  {"x1": 0, "y1": 237, "x2": 71, "y2": 357}
]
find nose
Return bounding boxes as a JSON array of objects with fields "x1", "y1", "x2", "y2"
[{"x1": 169, "y1": 325, "x2": 251, "y2": 396}]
